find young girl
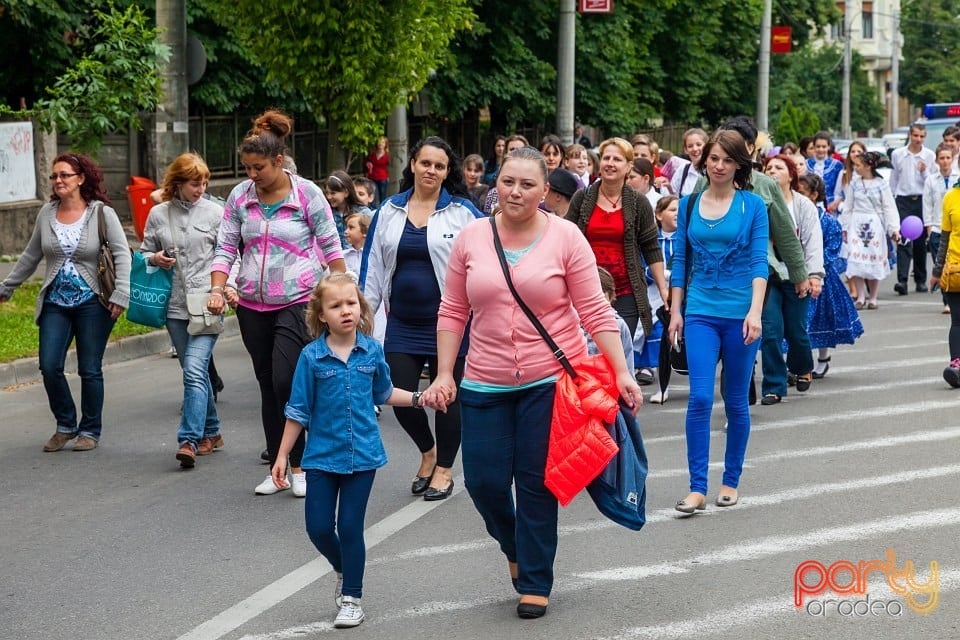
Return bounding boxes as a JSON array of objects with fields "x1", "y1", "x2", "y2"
[
  {"x1": 798, "y1": 174, "x2": 864, "y2": 378},
  {"x1": 563, "y1": 143, "x2": 589, "y2": 189},
  {"x1": 462, "y1": 153, "x2": 490, "y2": 211},
  {"x1": 325, "y1": 171, "x2": 372, "y2": 250},
  {"x1": 670, "y1": 128, "x2": 708, "y2": 197},
  {"x1": 272, "y1": 273, "x2": 425, "y2": 629},
  {"x1": 639, "y1": 196, "x2": 678, "y2": 403},
  {"x1": 839, "y1": 151, "x2": 901, "y2": 309}
]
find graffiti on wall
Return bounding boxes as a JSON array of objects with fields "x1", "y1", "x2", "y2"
[{"x1": 0, "y1": 122, "x2": 36, "y2": 203}]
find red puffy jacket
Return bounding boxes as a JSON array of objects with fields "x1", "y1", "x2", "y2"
[{"x1": 544, "y1": 354, "x2": 620, "y2": 506}]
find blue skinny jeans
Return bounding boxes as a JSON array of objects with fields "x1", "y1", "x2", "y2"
[{"x1": 165, "y1": 319, "x2": 220, "y2": 447}]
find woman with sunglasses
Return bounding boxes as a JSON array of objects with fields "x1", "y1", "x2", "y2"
[{"x1": 0, "y1": 153, "x2": 131, "y2": 452}]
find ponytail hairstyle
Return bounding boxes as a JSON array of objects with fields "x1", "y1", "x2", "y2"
[
  {"x1": 305, "y1": 273, "x2": 374, "y2": 338},
  {"x1": 239, "y1": 109, "x2": 292, "y2": 159}
]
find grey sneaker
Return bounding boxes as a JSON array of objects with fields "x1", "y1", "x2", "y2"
[
  {"x1": 334, "y1": 596, "x2": 364, "y2": 628},
  {"x1": 334, "y1": 572, "x2": 343, "y2": 609}
]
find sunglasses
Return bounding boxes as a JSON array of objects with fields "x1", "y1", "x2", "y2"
[{"x1": 49, "y1": 172, "x2": 80, "y2": 181}]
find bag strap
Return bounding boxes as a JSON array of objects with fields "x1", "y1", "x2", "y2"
[
  {"x1": 678, "y1": 163, "x2": 692, "y2": 196},
  {"x1": 96, "y1": 202, "x2": 107, "y2": 248},
  {"x1": 489, "y1": 214, "x2": 577, "y2": 378},
  {"x1": 683, "y1": 193, "x2": 699, "y2": 291},
  {"x1": 168, "y1": 205, "x2": 189, "y2": 293}
]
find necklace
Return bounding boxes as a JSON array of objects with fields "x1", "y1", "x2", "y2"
[
  {"x1": 600, "y1": 188, "x2": 622, "y2": 211},
  {"x1": 700, "y1": 216, "x2": 726, "y2": 230}
]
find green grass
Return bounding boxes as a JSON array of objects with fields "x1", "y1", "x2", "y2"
[{"x1": 0, "y1": 282, "x2": 157, "y2": 363}]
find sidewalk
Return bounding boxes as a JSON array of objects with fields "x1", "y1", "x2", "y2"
[{"x1": 0, "y1": 229, "x2": 239, "y2": 388}]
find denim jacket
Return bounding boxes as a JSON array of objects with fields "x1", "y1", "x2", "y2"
[
  {"x1": 671, "y1": 190, "x2": 770, "y2": 291},
  {"x1": 285, "y1": 331, "x2": 392, "y2": 473}
]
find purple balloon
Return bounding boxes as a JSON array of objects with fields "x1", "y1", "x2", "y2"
[{"x1": 901, "y1": 215, "x2": 924, "y2": 241}]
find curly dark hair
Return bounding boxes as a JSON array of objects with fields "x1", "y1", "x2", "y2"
[
  {"x1": 51, "y1": 153, "x2": 110, "y2": 205},
  {"x1": 399, "y1": 136, "x2": 470, "y2": 198}
]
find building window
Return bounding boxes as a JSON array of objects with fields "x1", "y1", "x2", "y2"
[{"x1": 862, "y1": 11, "x2": 874, "y2": 38}]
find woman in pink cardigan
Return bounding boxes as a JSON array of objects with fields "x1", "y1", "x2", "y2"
[{"x1": 424, "y1": 147, "x2": 642, "y2": 620}]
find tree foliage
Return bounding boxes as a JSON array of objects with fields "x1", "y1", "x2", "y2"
[
  {"x1": 900, "y1": 0, "x2": 960, "y2": 104},
  {"x1": 0, "y1": 3, "x2": 168, "y2": 154},
  {"x1": 768, "y1": 45, "x2": 884, "y2": 140},
  {"x1": 208, "y1": 0, "x2": 475, "y2": 155}
]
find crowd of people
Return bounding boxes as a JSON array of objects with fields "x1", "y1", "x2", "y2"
[{"x1": 6, "y1": 109, "x2": 960, "y2": 629}]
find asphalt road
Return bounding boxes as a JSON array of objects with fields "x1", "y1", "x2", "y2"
[{"x1": 1, "y1": 284, "x2": 957, "y2": 640}]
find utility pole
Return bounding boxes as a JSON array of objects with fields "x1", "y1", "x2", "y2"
[
  {"x1": 151, "y1": 0, "x2": 188, "y2": 182},
  {"x1": 387, "y1": 104, "x2": 408, "y2": 197},
  {"x1": 557, "y1": 0, "x2": 576, "y2": 145},
  {"x1": 890, "y1": 10, "x2": 900, "y2": 130},
  {"x1": 757, "y1": 0, "x2": 772, "y2": 131},
  {"x1": 841, "y1": 0, "x2": 853, "y2": 138}
]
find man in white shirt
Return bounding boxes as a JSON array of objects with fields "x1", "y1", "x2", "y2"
[{"x1": 889, "y1": 123, "x2": 936, "y2": 294}]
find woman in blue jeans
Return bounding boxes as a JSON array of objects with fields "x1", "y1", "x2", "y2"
[
  {"x1": 0, "y1": 153, "x2": 131, "y2": 452},
  {"x1": 667, "y1": 130, "x2": 769, "y2": 513},
  {"x1": 141, "y1": 152, "x2": 225, "y2": 468}
]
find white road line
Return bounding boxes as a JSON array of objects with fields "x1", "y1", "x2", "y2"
[
  {"x1": 645, "y1": 397, "x2": 960, "y2": 444},
  {"x1": 174, "y1": 478, "x2": 466, "y2": 640},
  {"x1": 647, "y1": 425, "x2": 960, "y2": 478},
  {"x1": 863, "y1": 324, "x2": 944, "y2": 337},
  {"x1": 247, "y1": 508, "x2": 960, "y2": 637},
  {"x1": 369, "y1": 463, "x2": 960, "y2": 567},
  {"x1": 596, "y1": 569, "x2": 960, "y2": 639}
]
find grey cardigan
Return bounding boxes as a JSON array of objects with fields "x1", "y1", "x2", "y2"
[
  {"x1": 0, "y1": 200, "x2": 132, "y2": 322},
  {"x1": 139, "y1": 198, "x2": 223, "y2": 320},
  {"x1": 565, "y1": 183, "x2": 664, "y2": 336}
]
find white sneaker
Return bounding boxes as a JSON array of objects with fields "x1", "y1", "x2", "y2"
[
  {"x1": 291, "y1": 472, "x2": 307, "y2": 497},
  {"x1": 254, "y1": 474, "x2": 288, "y2": 495},
  {"x1": 334, "y1": 572, "x2": 343, "y2": 609},
  {"x1": 334, "y1": 596, "x2": 364, "y2": 628},
  {"x1": 650, "y1": 389, "x2": 668, "y2": 404}
]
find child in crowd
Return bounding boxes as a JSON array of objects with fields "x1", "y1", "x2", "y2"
[
  {"x1": 638, "y1": 196, "x2": 678, "y2": 403},
  {"x1": 353, "y1": 176, "x2": 377, "y2": 208},
  {"x1": 797, "y1": 174, "x2": 864, "y2": 378},
  {"x1": 272, "y1": 273, "x2": 425, "y2": 629},
  {"x1": 563, "y1": 143, "x2": 590, "y2": 189},
  {"x1": 343, "y1": 213, "x2": 372, "y2": 275},
  {"x1": 586, "y1": 267, "x2": 634, "y2": 366},
  {"x1": 923, "y1": 143, "x2": 959, "y2": 314},
  {"x1": 324, "y1": 171, "x2": 372, "y2": 249}
]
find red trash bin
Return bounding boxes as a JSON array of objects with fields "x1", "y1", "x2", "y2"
[{"x1": 126, "y1": 176, "x2": 158, "y2": 241}]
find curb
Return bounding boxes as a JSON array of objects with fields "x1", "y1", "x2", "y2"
[{"x1": 0, "y1": 315, "x2": 239, "y2": 389}]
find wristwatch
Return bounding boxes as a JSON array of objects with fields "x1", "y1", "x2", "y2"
[{"x1": 411, "y1": 391, "x2": 423, "y2": 408}]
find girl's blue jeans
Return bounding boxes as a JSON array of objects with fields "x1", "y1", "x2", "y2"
[
  {"x1": 304, "y1": 469, "x2": 376, "y2": 599},
  {"x1": 684, "y1": 314, "x2": 760, "y2": 494},
  {"x1": 459, "y1": 383, "x2": 557, "y2": 597}
]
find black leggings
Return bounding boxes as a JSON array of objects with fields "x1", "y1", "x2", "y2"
[
  {"x1": 386, "y1": 352, "x2": 465, "y2": 468},
  {"x1": 946, "y1": 293, "x2": 960, "y2": 360},
  {"x1": 236, "y1": 303, "x2": 310, "y2": 468}
]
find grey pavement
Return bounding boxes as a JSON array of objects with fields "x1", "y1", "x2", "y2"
[{"x1": 1, "y1": 275, "x2": 958, "y2": 640}]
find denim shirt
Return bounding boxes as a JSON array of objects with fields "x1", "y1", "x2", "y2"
[{"x1": 285, "y1": 331, "x2": 392, "y2": 473}]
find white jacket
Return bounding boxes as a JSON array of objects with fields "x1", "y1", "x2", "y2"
[{"x1": 359, "y1": 188, "x2": 483, "y2": 312}]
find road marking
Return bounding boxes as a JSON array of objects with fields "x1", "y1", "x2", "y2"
[
  {"x1": 174, "y1": 478, "x2": 466, "y2": 640},
  {"x1": 645, "y1": 396, "x2": 960, "y2": 443},
  {"x1": 369, "y1": 462, "x2": 960, "y2": 566},
  {"x1": 596, "y1": 569, "x2": 960, "y2": 639},
  {"x1": 248, "y1": 508, "x2": 960, "y2": 637}
]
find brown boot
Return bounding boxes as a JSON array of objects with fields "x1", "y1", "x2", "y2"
[
  {"x1": 73, "y1": 436, "x2": 99, "y2": 451},
  {"x1": 43, "y1": 432, "x2": 76, "y2": 452},
  {"x1": 176, "y1": 442, "x2": 196, "y2": 468},
  {"x1": 197, "y1": 434, "x2": 224, "y2": 456}
]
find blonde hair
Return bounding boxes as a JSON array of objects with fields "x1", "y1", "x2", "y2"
[
  {"x1": 598, "y1": 137, "x2": 634, "y2": 163},
  {"x1": 344, "y1": 212, "x2": 372, "y2": 235},
  {"x1": 305, "y1": 273, "x2": 374, "y2": 338},
  {"x1": 161, "y1": 152, "x2": 210, "y2": 202}
]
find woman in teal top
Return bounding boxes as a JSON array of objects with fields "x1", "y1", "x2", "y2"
[{"x1": 668, "y1": 130, "x2": 769, "y2": 515}]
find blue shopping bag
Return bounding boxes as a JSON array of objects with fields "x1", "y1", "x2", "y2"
[{"x1": 126, "y1": 252, "x2": 173, "y2": 328}]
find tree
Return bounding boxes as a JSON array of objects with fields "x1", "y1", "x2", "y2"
[
  {"x1": 208, "y1": 0, "x2": 475, "y2": 161},
  {"x1": 768, "y1": 45, "x2": 884, "y2": 140},
  {"x1": 776, "y1": 102, "x2": 821, "y2": 142},
  {"x1": 899, "y1": 0, "x2": 960, "y2": 105},
  {"x1": 0, "y1": 3, "x2": 168, "y2": 154}
]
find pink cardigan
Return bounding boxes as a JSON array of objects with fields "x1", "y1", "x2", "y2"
[{"x1": 438, "y1": 214, "x2": 619, "y2": 386}]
